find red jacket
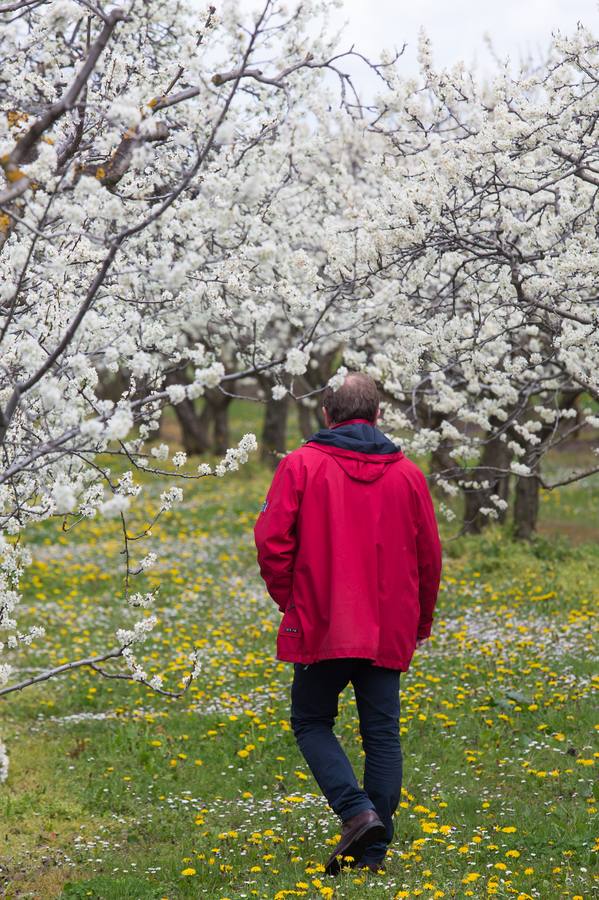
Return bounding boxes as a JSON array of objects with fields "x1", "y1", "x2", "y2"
[{"x1": 254, "y1": 419, "x2": 442, "y2": 670}]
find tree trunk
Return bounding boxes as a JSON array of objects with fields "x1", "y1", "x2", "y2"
[
  {"x1": 430, "y1": 428, "x2": 455, "y2": 503},
  {"x1": 513, "y1": 473, "x2": 539, "y2": 540},
  {"x1": 261, "y1": 392, "x2": 289, "y2": 469},
  {"x1": 209, "y1": 389, "x2": 234, "y2": 455},
  {"x1": 172, "y1": 395, "x2": 211, "y2": 455},
  {"x1": 510, "y1": 389, "x2": 581, "y2": 539},
  {"x1": 197, "y1": 402, "x2": 213, "y2": 448},
  {"x1": 299, "y1": 348, "x2": 339, "y2": 430},
  {"x1": 462, "y1": 430, "x2": 511, "y2": 534},
  {"x1": 164, "y1": 370, "x2": 211, "y2": 455},
  {"x1": 155, "y1": 406, "x2": 168, "y2": 439},
  {"x1": 96, "y1": 368, "x2": 129, "y2": 403}
]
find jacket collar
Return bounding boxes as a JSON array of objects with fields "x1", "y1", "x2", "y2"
[{"x1": 307, "y1": 418, "x2": 401, "y2": 456}]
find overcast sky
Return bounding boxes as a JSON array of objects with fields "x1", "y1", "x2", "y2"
[
  {"x1": 236, "y1": 0, "x2": 599, "y2": 91},
  {"x1": 330, "y1": 0, "x2": 597, "y2": 71}
]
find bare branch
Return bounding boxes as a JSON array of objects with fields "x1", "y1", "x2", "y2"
[
  {"x1": 89, "y1": 662, "x2": 197, "y2": 698},
  {"x1": 151, "y1": 86, "x2": 201, "y2": 112},
  {"x1": 0, "y1": 179, "x2": 30, "y2": 205},
  {"x1": 0, "y1": 0, "x2": 47, "y2": 11},
  {"x1": 0, "y1": 647, "x2": 124, "y2": 697},
  {"x1": 552, "y1": 145, "x2": 599, "y2": 187}
]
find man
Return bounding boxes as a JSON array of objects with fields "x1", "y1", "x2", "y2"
[{"x1": 254, "y1": 372, "x2": 442, "y2": 876}]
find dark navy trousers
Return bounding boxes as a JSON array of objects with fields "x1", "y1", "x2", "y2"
[{"x1": 290, "y1": 658, "x2": 403, "y2": 864}]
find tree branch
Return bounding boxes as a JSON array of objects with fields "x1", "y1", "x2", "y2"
[
  {"x1": 0, "y1": 647, "x2": 124, "y2": 697},
  {"x1": 0, "y1": 7, "x2": 126, "y2": 197}
]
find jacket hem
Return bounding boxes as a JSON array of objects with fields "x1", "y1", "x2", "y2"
[{"x1": 276, "y1": 647, "x2": 410, "y2": 671}]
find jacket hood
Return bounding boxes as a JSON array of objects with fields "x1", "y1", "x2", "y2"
[{"x1": 306, "y1": 419, "x2": 403, "y2": 483}]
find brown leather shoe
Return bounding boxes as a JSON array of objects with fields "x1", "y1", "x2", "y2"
[{"x1": 324, "y1": 809, "x2": 385, "y2": 876}]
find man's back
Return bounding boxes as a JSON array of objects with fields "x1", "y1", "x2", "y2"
[
  {"x1": 254, "y1": 418, "x2": 442, "y2": 671},
  {"x1": 255, "y1": 375, "x2": 442, "y2": 873}
]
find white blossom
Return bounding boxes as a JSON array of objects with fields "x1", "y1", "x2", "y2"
[
  {"x1": 166, "y1": 384, "x2": 186, "y2": 405},
  {"x1": 0, "y1": 738, "x2": 8, "y2": 783},
  {"x1": 327, "y1": 367, "x2": 348, "y2": 391},
  {"x1": 51, "y1": 480, "x2": 76, "y2": 514},
  {"x1": 284, "y1": 348, "x2": 310, "y2": 376},
  {"x1": 151, "y1": 444, "x2": 170, "y2": 461},
  {"x1": 98, "y1": 495, "x2": 131, "y2": 517},
  {"x1": 159, "y1": 486, "x2": 184, "y2": 511},
  {"x1": 105, "y1": 406, "x2": 134, "y2": 441},
  {"x1": 138, "y1": 553, "x2": 157, "y2": 572},
  {"x1": 510, "y1": 462, "x2": 532, "y2": 476}
]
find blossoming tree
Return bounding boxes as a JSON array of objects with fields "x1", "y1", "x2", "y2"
[
  {"x1": 341, "y1": 28, "x2": 599, "y2": 537},
  {"x1": 0, "y1": 0, "x2": 383, "y2": 779}
]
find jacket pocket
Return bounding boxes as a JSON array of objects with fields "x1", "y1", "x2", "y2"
[{"x1": 280, "y1": 604, "x2": 301, "y2": 637}]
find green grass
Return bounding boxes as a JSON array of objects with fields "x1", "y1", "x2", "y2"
[{"x1": 0, "y1": 402, "x2": 597, "y2": 899}]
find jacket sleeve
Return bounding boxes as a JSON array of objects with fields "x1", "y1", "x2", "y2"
[
  {"x1": 414, "y1": 471, "x2": 443, "y2": 639},
  {"x1": 254, "y1": 455, "x2": 303, "y2": 612}
]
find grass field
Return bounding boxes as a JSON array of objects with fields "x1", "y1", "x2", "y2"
[{"x1": 1, "y1": 403, "x2": 597, "y2": 899}]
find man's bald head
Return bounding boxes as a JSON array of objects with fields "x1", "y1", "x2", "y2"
[{"x1": 322, "y1": 372, "x2": 380, "y2": 426}]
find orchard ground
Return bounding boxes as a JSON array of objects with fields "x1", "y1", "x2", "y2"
[{"x1": 1, "y1": 403, "x2": 597, "y2": 900}]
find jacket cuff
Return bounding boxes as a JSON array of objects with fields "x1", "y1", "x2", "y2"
[{"x1": 417, "y1": 622, "x2": 432, "y2": 640}]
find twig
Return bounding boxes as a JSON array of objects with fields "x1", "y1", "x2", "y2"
[{"x1": 0, "y1": 647, "x2": 125, "y2": 697}]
